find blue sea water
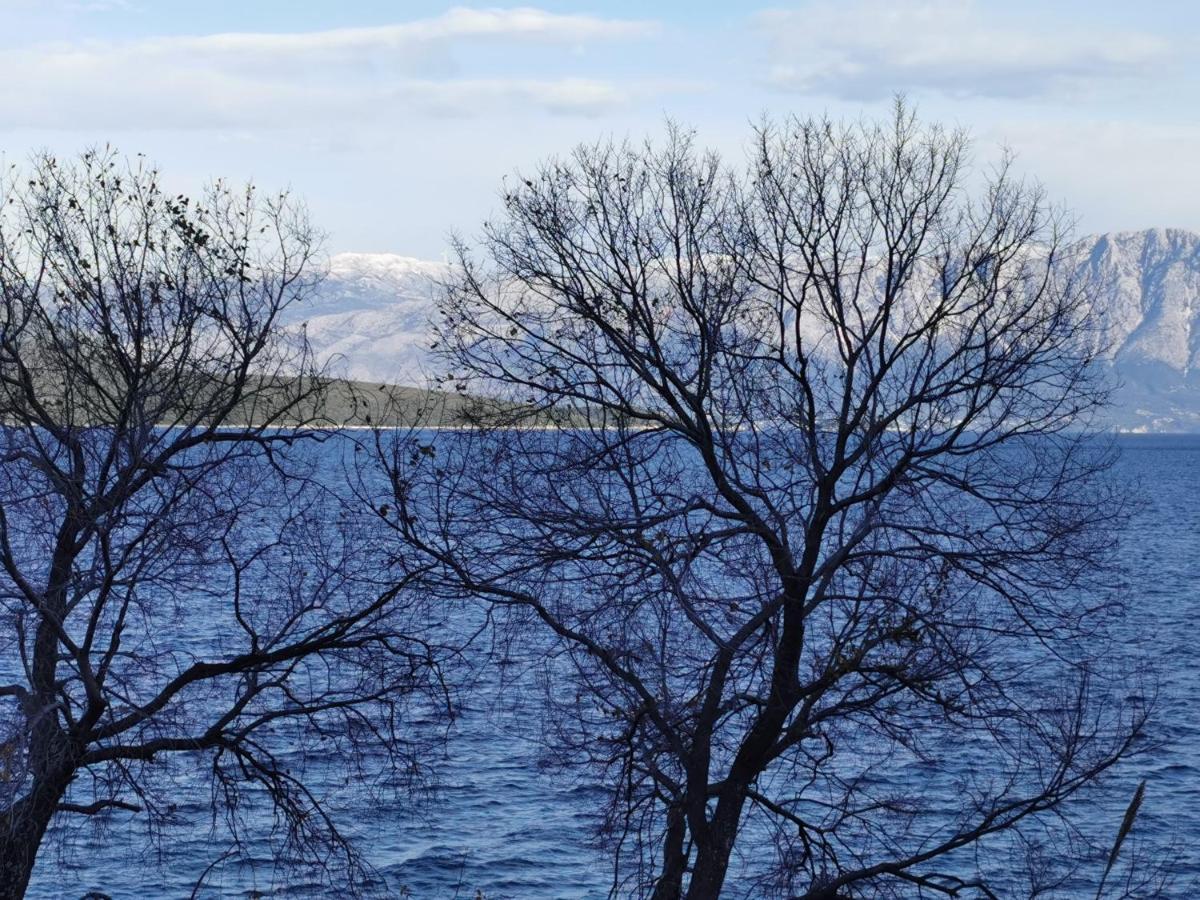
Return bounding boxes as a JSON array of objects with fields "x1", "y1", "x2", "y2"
[{"x1": 21, "y1": 435, "x2": 1200, "y2": 898}]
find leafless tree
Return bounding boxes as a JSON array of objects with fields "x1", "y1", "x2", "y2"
[
  {"x1": 0, "y1": 151, "x2": 443, "y2": 897},
  {"x1": 373, "y1": 106, "x2": 1154, "y2": 898}
]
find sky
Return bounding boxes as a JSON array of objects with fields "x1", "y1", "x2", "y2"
[{"x1": 1, "y1": 0, "x2": 1197, "y2": 258}]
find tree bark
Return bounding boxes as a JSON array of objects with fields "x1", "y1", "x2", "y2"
[
  {"x1": 683, "y1": 798, "x2": 743, "y2": 900},
  {"x1": 651, "y1": 805, "x2": 688, "y2": 900},
  {"x1": 0, "y1": 775, "x2": 71, "y2": 900}
]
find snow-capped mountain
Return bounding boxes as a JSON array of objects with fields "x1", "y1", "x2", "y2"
[
  {"x1": 289, "y1": 253, "x2": 449, "y2": 384},
  {"x1": 296, "y1": 230, "x2": 1200, "y2": 431},
  {"x1": 1075, "y1": 229, "x2": 1200, "y2": 431}
]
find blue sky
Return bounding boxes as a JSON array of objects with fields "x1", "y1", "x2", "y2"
[{"x1": 1, "y1": 0, "x2": 1196, "y2": 257}]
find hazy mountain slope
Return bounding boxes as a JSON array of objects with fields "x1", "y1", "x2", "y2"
[
  {"x1": 296, "y1": 231, "x2": 1200, "y2": 431},
  {"x1": 1074, "y1": 229, "x2": 1200, "y2": 431},
  {"x1": 288, "y1": 253, "x2": 449, "y2": 384}
]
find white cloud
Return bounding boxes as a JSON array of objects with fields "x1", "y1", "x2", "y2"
[
  {"x1": 66, "y1": 0, "x2": 134, "y2": 10},
  {"x1": 389, "y1": 77, "x2": 630, "y2": 118},
  {"x1": 758, "y1": 0, "x2": 1171, "y2": 100},
  {"x1": 130, "y1": 7, "x2": 655, "y2": 61},
  {"x1": 0, "y1": 7, "x2": 660, "y2": 128},
  {"x1": 0, "y1": 0, "x2": 133, "y2": 11}
]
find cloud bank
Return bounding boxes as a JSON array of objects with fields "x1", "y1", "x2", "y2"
[
  {"x1": 0, "y1": 6, "x2": 661, "y2": 128},
  {"x1": 759, "y1": 0, "x2": 1170, "y2": 100}
]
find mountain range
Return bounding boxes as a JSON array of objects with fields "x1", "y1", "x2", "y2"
[{"x1": 294, "y1": 229, "x2": 1200, "y2": 433}]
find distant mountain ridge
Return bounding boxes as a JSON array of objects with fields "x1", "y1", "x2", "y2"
[
  {"x1": 1076, "y1": 229, "x2": 1200, "y2": 431},
  {"x1": 296, "y1": 229, "x2": 1200, "y2": 432},
  {"x1": 292, "y1": 253, "x2": 450, "y2": 386}
]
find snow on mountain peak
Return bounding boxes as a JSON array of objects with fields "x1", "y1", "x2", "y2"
[
  {"x1": 288, "y1": 253, "x2": 450, "y2": 384},
  {"x1": 299, "y1": 231, "x2": 1200, "y2": 430},
  {"x1": 327, "y1": 252, "x2": 450, "y2": 283}
]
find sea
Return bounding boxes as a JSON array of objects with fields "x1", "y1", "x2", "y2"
[{"x1": 23, "y1": 434, "x2": 1200, "y2": 899}]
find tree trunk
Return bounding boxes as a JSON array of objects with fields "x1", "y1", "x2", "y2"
[
  {"x1": 651, "y1": 806, "x2": 688, "y2": 900},
  {"x1": 683, "y1": 805, "x2": 741, "y2": 900},
  {"x1": 0, "y1": 777, "x2": 69, "y2": 900},
  {"x1": 0, "y1": 826, "x2": 43, "y2": 900},
  {"x1": 0, "y1": 538, "x2": 77, "y2": 898}
]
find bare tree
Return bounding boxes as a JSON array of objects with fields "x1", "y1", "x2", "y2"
[
  {"x1": 374, "y1": 107, "x2": 1153, "y2": 898},
  {"x1": 0, "y1": 151, "x2": 442, "y2": 897}
]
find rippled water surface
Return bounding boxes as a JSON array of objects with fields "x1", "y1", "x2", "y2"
[{"x1": 24, "y1": 435, "x2": 1200, "y2": 898}]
